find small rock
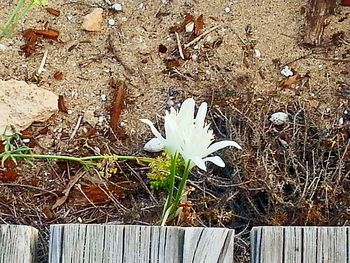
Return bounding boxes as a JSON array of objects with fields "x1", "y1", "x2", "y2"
[
  {"x1": 0, "y1": 79, "x2": 58, "y2": 135},
  {"x1": 144, "y1": 138, "x2": 164, "y2": 153},
  {"x1": 253, "y1": 48, "x2": 261, "y2": 58},
  {"x1": 191, "y1": 54, "x2": 198, "y2": 61},
  {"x1": 185, "y1": 22, "x2": 194, "y2": 33},
  {"x1": 112, "y1": 3, "x2": 123, "y2": 12},
  {"x1": 82, "y1": 8, "x2": 104, "y2": 32},
  {"x1": 339, "y1": 117, "x2": 344, "y2": 125},
  {"x1": 101, "y1": 94, "x2": 107, "y2": 101},
  {"x1": 280, "y1": 66, "x2": 294, "y2": 77},
  {"x1": 269, "y1": 112, "x2": 289, "y2": 126},
  {"x1": 107, "y1": 19, "x2": 116, "y2": 26},
  {"x1": 224, "y1": 7, "x2": 231, "y2": 13},
  {"x1": 0, "y1": 44, "x2": 8, "y2": 51}
]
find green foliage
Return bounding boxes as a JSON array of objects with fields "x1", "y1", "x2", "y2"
[
  {"x1": 0, "y1": 132, "x2": 32, "y2": 166},
  {"x1": 0, "y1": 0, "x2": 48, "y2": 38},
  {"x1": 147, "y1": 153, "x2": 184, "y2": 190}
]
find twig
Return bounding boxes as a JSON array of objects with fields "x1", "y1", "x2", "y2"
[
  {"x1": 313, "y1": 57, "x2": 350, "y2": 63},
  {"x1": 0, "y1": 183, "x2": 58, "y2": 197},
  {"x1": 51, "y1": 171, "x2": 85, "y2": 209},
  {"x1": 37, "y1": 49, "x2": 48, "y2": 75},
  {"x1": 125, "y1": 163, "x2": 158, "y2": 204},
  {"x1": 184, "y1": 25, "x2": 221, "y2": 48},
  {"x1": 175, "y1": 32, "x2": 185, "y2": 60},
  {"x1": 70, "y1": 114, "x2": 83, "y2": 139},
  {"x1": 107, "y1": 34, "x2": 134, "y2": 74}
]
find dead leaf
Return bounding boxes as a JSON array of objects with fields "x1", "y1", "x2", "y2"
[
  {"x1": 21, "y1": 28, "x2": 59, "y2": 57},
  {"x1": 58, "y1": 95, "x2": 68, "y2": 113},
  {"x1": 42, "y1": 207, "x2": 55, "y2": 220},
  {"x1": 158, "y1": 44, "x2": 167, "y2": 53},
  {"x1": 110, "y1": 79, "x2": 127, "y2": 135},
  {"x1": 280, "y1": 74, "x2": 302, "y2": 89},
  {"x1": 54, "y1": 71, "x2": 63, "y2": 80},
  {"x1": 51, "y1": 171, "x2": 84, "y2": 210},
  {"x1": 194, "y1": 14, "x2": 204, "y2": 36},
  {"x1": 169, "y1": 14, "x2": 194, "y2": 33},
  {"x1": 165, "y1": 58, "x2": 181, "y2": 68},
  {"x1": 0, "y1": 169, "x2": 17, "y2": 182},
  {"x1": 34, "y1": 29, "x2": 59, "y2": 40},
  {"x1": 83, "y1": 127, "x2": 97, "y2": 138},
  {"x1": 46, "y1": 7, "x2": 61, "y2": 17}
]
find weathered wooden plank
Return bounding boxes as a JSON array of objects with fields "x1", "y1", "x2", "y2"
[
  {"x1": 183, "y1": 227, "x2": 234, "y2": 263},
  {"x1": 251, "y1": 226, "x2": 350, "y2": 263},
  {"x1": 49, "y1": 224, "x2": 234, "y2": 263},
  {"x1": 0, "y1": 225, "x2": 38, "y2": 263}
]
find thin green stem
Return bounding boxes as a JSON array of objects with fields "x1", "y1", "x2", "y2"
[
  {"x1": 11, "y1": 1, "x2": 34, "y2": 29},
  {"x1": 161, "y1": 153, "x2": 177, "y2": 218},
  {"x1": 1, "y1": 0, "x2": 26, "y2": 37},
  {"x1": 1, "y1": 153, "x2": 153, "y2": 165},
  {"x1": 172, "y1": 161, "x2": 191, "y2": 212}
]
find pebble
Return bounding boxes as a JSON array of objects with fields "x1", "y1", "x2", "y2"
[
  {"x1": 22, "y1": 138, "x2": 31, "y2": 143},
  {"x1": 101, "y1": 94, "x2": 107, "y2": 101},
  {"x1": 82, "y1": 8, "x2": 103, "y2": 32},
  {"x1": 112, "y1": 3, "x2": 123, "y2": 12},
  {"x1": 269, "y1": 112, "x2": 289, "y2": 125},
  {"x1": 280, "y1": 66, "x2": 294, "y2": 77},
  {"x1": 224, "y1": 7, "x2": 231, "y2": 13},
  {"x1": 253, "y1": 48, "x2": 261, "y2": 58},
  {"x1": 0, "y1": 44, "x2": 8, "y2": 51},
  {"x1": 107, "y1": 19, "x2": 116, "y2": 26},
  {"x1": 144, "y1": 138, "x2": 164, "y2": 152}
]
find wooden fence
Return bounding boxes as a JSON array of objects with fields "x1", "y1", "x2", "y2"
[{"x1": 1, "y1": 224, "x2": 349, "y2": 262}]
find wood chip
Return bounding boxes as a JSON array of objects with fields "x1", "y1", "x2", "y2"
[
  {"x1": 54, "y1": 71, "x2": 63, "y2": 80},
  {"x1": 46, "y1": 7, "x2": 61, "y2": 17},
  {"x1": 58, "y1": 95, "x2": 68, "y2": 113},
  {"x1": 110, "y1": 79, "x2": 127, "y2": 135},
  {"x1": 194, "y1": 14, "x2": 204, "y2": 36}
]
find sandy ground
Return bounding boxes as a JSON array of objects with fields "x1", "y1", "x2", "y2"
[{"x1": 0, "y1": 0, "x2": 349, "y2": 262}]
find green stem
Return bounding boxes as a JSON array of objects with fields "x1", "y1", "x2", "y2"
[
  {"x1": 162, "y1": 153, "x2": 177, "y2": 218},
  {"x1": 3, "y1": 153, "x2": 154, "y2": 165},
  {"x1": 1, "y1": 0, "x2": 26, "y2": 37},
  {"x1": 11, "y1": 1, "x2": 34, "y2": 29},
  {"x1": 172, "y1": 161, "x2": 191, "y2": 212}
]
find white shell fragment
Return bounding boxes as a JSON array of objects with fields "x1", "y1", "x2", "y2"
[
  {"x1": 280, "y1": 66, "x2": 293, "y2": 77},
  {"x1": 112, "y1": 3, "x2": 123, "y2": 12},
  {"x1": 185, "y1": 22, "x2": 194, "y2": 33},
  {"x1": 144, "y1": 138, "x2": 164, "y2": 153},
  {"x1": 269, "y1": 112, "x2": 289, "y2": 125}
]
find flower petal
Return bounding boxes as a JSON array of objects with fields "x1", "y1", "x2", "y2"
[
  {"x1": 140, "y1": 119, "x2": 165, "y2": 142},
  {"x1": 203, "y1": 156, "x2": 225, "y2": 167},
  {"x1": 195, "y1": 102, "x2": 207, "y2": 128},
  {"x1": 178, "y1": 98, "x2": 195, "y2": 124},
  {"x1": 206, "y1": 140, "x2": 242, "y2": 155},
  {"x1": 191, "y1": 156, "x2": 207, "y2": 171}
]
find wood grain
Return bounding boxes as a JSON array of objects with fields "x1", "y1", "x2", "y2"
[
  {"x1": 251, "y1": 226, "x2": 350, "y2": 263},
  {"x1": 49, "y1": 224, "x2": 234, "y2": 263},
  {"x1": 0, "y1": 225, "x2": 38, "y2": 263}
]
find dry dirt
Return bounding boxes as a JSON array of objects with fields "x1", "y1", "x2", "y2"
[{"x1": 0, "y1": 0, "x2": 349, "y2": 262}]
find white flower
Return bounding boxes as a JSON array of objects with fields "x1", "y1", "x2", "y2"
[{"x1": 141, "y1": 98, "x2": 241, "y2": 171}]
